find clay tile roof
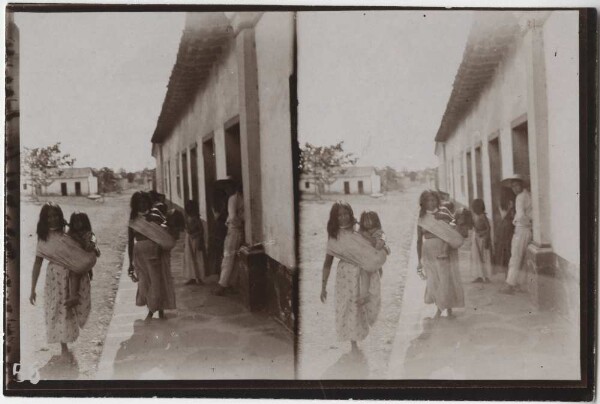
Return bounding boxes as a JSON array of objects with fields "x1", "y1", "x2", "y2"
[
  {"x1": 151, "y1": 12, "x2": 233, "y2": 144},
  {"x1": 50, "y1": 167, "x2": 93, "y2": 179},
  {"x1": 434, "y1": 12, "x2": 520, "y2": 142},
  {"x1": 336, "y1": 166, "x2": 376, "y2": 178}
]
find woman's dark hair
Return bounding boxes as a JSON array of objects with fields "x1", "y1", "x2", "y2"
[
  {"x1": 36, "y1": 202, "x2": 66, "y2": 241},
  {"x1": 68, "y1": 212, "x2": 92, "y2": 234},
  {"x1": 500, "y1": 186, "x2": 516, "y2": 211},
  {"x1": 418, "y1": 190, "x2": 441, "y2": 218},
  {"x1": 327, "y1": 201, "x2": 356, "y2": 239},
  {"x1": 185, "y1": 200, "x2": 200, "y2": 216},
  {"x1": 359, "y1": 211, "x2": 382, "y2": 232},
  {"x1": 130, "y1": 191, "x2": 152, "y2": 220},
  {"x1": 471, "y1": 198, "x2": 486, "y2": 215}
]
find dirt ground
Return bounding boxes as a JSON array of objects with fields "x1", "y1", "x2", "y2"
[
  {"x1": 19, "y1": 189, "x2": 135, "y2": 380},
  {"x1": 297, "y1": 185, "x2": 425, "y2": 379}
]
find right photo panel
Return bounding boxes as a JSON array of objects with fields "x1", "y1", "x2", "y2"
[{"x1": 297, "y1": 10, "x2": 581, "y2": 380}]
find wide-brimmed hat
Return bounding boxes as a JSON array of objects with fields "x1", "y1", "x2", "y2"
[{"x1": 501, "y1": 173, "x2": 529, "y2": 187}]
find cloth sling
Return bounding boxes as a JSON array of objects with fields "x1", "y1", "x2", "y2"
[
  {"x1": 418, "y1": 213, "x2": 465, "y2": 249},
  {"x1": 326, "y1": 230, "x2": 387, "y2": 272},
  {"x1": 129, "y1": 217, "x2": 176, "y2": 250},
  {"x1": 36, "y1": 232, "x2": 97, "y2": 275}
]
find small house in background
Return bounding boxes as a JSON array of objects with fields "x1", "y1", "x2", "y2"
[
  {"x1": 301, "y1": 166, "x2": 381, "y2": 195},
  {"x1": 43, "y1": 167, "x2": 98, "y2": 196}
]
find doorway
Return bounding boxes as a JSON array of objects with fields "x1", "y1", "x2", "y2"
[
  {"x1": 225, "y1": 121, "x2": 242, "y2": 184},
  {"x1": 475, "y1": 146, "x2": 484, "y2": 199},
  {"x1": 344, "y1": 181, "x2": 350, "y2": 194},
  {"x1": 61, "y1": 183, "x2": 67, "y2": 196},
  {"x1": 190, "y1": 146, "x2": 200, "y2": 205},
  {"x1": 512, "y1": 121, "x2": 530, "y2": 179},
  {"x1": 75, "y1": 182, "x2": 81, "y2": 196},
  {"x1": 488, "y1": 136, "x2": 503, "y2": 238},
  {"x1": 181, "y1": 151, "x2": 190, "y2": 204},
  {"x1": 358, "y1": 181, "x2": 364, "y2": 194},
  {"x1": 466, "y1": 150, "x2": 474, "y2": 205},
  {"x1": 203, "y1": 136, "x2": 218, "y2": 274}
]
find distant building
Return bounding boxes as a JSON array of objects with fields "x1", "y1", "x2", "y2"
[
  {"x1": 301, "y1": 166, "x2": 382, "y2": 195},
  {"x1": 42, "y1": 167, "x2": 98, "y2": 196},
  {"x1": 434, "y1": 11, "x2": 579, "y2": 316}
]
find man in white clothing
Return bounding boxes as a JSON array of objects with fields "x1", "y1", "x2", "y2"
[{"x1": 500, "y1": 174, "x2": 532, "y2": 295}]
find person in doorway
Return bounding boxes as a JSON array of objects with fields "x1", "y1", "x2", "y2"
[
  {"x1": 470, "y1": 198, "x2": 492, "y2": 283},
  {"x1": 500, "y1": 174, "x2": 532, "y2": 295},
  {"x1": 183, "y1": 199, "x2": 207, "y2": 285},
  {"x1": 213, "y1": 179, "x2": 244, "y2": 296},
  {"x1": 494, "y1": 186, "x2": 516, "y2": 274}
]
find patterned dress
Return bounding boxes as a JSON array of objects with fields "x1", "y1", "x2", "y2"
[{"x1": 43, "y1": 261, "x2": 91, "y2": 344}]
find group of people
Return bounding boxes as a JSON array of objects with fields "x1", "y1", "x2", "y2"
[
  {"x1": 320, "y1": 173, "x2": 533, "y2": 352},
  {"x1": 30, "y1": 177, "x2": 245, "y2": 359}
]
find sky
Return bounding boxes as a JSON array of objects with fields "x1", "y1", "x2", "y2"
[
  {"x1": 16, "y1": 12, "x2": 186, "y2": 172},
  {"x1": 298, "y1": 11, "x2": 473, "y2": 171}
]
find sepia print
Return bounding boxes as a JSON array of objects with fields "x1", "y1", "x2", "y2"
[{"x1": 4, "y1": 3, "x2": 595, "y2": 399}]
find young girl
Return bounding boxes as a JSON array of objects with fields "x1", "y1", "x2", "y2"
[
  {"x1": 470, "y1": 198, "x2": 492, "y2": 283},
  {"x1": 65, "y1": 212, "x2": 100, "y2": 308},
  {"x1": 357, "y1": 211, "x2": 390, "y2": 306},
  {"x1": 183, "y1": 200, "x2": 207, "y2": 285}
]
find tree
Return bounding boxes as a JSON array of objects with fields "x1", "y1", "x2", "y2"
[
  {"x1": 95, "y1": 167, "x2": 122, "y2": 194},
  {"x1": 22, "y1": 142, "x2": 75, "y2": 196},
  {"x1": 377, "y1": 166, "x2": 402, "y2": 192},
  {"x1": 299, "y1": 141, "x2": 357, "y2": 199}
]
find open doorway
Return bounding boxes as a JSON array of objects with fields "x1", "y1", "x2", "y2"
[
  {"x1": 512, "y1": 121, "x2": 530, "y2": 179},
  {"x1": 358, "y1": 181, "x2": 364, "y2": 194},
  {"x1": 475, "y1": 146, "x2": 483, "y2": 199},
  {"x1": 225, "y1": 121, "x2": 242, "y2": 184},
  {"x1": 75, "y1": 182, "x2": 81, "y2": 196},
  {"x1": 344, "y1": 181, "x2": 350, "y2": 194},
  {"x1": 61, "y1": 183, "x2": 67, "y2": 196},
  {"x1": 181, "y1": 151, "x2": 190, "y2": 204},
  {"x1": 203, "y1": 136, "x2": 219, "y2": 275},
  {"x1": 190, "y1": 145, "x2": 200, "y2": 205},
  {"x1": 466, "y1": 150, "x2": 474, "y2": 206},
  {"x1": 488, "y1": 136, "x2": 503, "y2": 237}
]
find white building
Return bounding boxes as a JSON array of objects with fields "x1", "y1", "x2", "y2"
[
  {"x1": 151, "y1": 12, "x2": 296, "y2": 330},
  {"x1": 434, "y1": 11, "x2": 579, "y2": 317},
  {"x1": 38, "y1": 167, "x2": 98, "y2": 196},
  {"x1": 300, "y1": 166, "x2": 381, "y2": 195}
]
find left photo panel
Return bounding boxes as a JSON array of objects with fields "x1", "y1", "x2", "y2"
[{"x1": 7, "y1": 11, "x2": 296, "y2": 381}]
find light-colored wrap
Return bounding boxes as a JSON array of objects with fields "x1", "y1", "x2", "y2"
[
  {"x1": 129, "y1": 217, "x2": 175, "y2": 250},
  {"x1": 418, "y1": 213, "x2": 465, "y2": 249},
  {"x1": 36, "y1": 232, "x2": 97, "y2": 275},
  {"x1": 326, "y1": 229, "x2": 387, "y2": 272}
]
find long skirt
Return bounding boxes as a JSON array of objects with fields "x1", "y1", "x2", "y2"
[
  {"x1": 506, "y1": 227, "x2": 532, "y2": 287},
  {"x1": 335, "y1": 260, "x2": 372, "y2": 342},
  {"x1": 422, "y1": 237, "x2": 465, "y2": 310},
  {"x1": 44, "y1": 262, "x2": 91, "y2": 344},
  {"x1": 470, "y1": 232, "x2": 492, "y2": 279},
  {"x1": 134, "y1": 239, "x2": 176, "y2": 312},
  {"x1": 218, "y1": 226, "x2": 244, "y2": 287},
  {"x1": 183, "y1": 233, "x2": 207, "y2": 281}
]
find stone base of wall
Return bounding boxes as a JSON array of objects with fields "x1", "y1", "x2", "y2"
[
  {"x1": 235, "y1": 245, "x2": 294, "y2": 332},
  {"x1": 525, "y1": 244, "x2": 579, "y2": 323}
]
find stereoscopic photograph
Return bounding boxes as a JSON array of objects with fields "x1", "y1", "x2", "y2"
[{"x1": 4, "y1": 3, "x2": 595, "y2": 400}]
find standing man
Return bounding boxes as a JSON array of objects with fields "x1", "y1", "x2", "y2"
[
  {"x1": 500, "y1": 174, "x2": 532, "y2": 295},
  {"x1": 213, "y1": 178, "x2": 244, "y2": 296}
]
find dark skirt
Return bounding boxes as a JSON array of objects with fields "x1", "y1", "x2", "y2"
[
  {"x1": 133, "y1": 239, "x2": 176, "y2": 311},
  {"x1": 494, "y1": 216, "x2": 514, "y2": 272}
]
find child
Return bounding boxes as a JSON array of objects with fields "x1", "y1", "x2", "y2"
[
  {"x1": 470, "y1": 199, "x2": 492, "y2": 283},
  {"x1": 357, "y1": 211, "x2": 390, "y2": 306},
  {"x1": 434, "y1": 204, "x2": 456, "y2": 259},
  {"x1": 183, "y1": 200, "x2": 207, "y2": 285},
  {"x1": 65, "y1": 212, "x2": 100, "y2": 308}
]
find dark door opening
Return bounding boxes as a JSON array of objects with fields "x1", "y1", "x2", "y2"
[
  {"x1": 75, "y1": 182, "x2": 81, "y2": 196},
  {"x1": 61, "y1": 183, "x2": 67, "y2": 196},
  {"x1": 358, "y1": 181, "x2": 364, "y2": 194},
  {"x1": 344, "y1": 181, "x2": 350, "y2": 194},
  {"x1": 225, "y1": 122, "x2": 242, "y2": 184},
  {"x1": 181, "y1": 151, "x2": 190, "y2": 204},
  {"x1": 190, "y1": 146, "x2": 200, "y2": 205},
  {"x1": 512, "y1": 121, "x2": 530, "y2": 179},
  {"x1": 475, "y1": 146, "x2": 484, "y2": 199},
  {"x1": 466, "y1": 151, "x2": 474, "y2": 206},
  {"x1": 488, "y1": 137, "x2": 503, "y2": 240},
  {"x1": 203, "y1": 137, "x2": 218, "y2": 275}
]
